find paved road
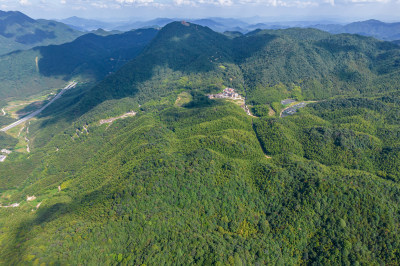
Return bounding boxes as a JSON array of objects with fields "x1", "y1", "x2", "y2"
[{"x1": 0, "y1": 82, "x2": 77, "y2": 132}]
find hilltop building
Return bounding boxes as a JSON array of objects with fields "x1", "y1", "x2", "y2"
[{"x1": 208, "y1": 87, "x2": 242, "y2": 100}]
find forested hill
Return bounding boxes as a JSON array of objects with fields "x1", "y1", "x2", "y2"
[
  {"x1": 0, "y1": 10, "x2": 83, "y2": 55},
  {"x1": 36, "y1": 28, "x2": 159, "y2": 79},
  {"x1": 73, "y1": 21, "x2": 400, "y2": 117},
  {"x1": 73, "y1": 21, "x2": 233, "y2": 113},
  {"x1": 2, "y1": 21, "x2": 400, "y2": 265},
  {"x1": 0, "y1": 28, "x2": 158, "y2": 101}
]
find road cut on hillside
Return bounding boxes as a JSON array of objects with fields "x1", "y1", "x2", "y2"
[{"x1": 0, "y1": 82, "x2": 77, "y2": 132}]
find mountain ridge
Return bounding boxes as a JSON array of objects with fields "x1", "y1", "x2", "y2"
[
  {"x1": 0, "y1": 10, "x2": 83, "y2": 55},
  {"x1": 0, "y1": 28, "x2": 158, "y2": 102},
  {"x1": 312, "y1": 19, "x2": 400, "y2": 41},
  {"x1": 1, "y1": 21, "x2": 400, "y2": 265},
  {"x1": 70, "y1": 22, "x2": 400, "y2": 117}
]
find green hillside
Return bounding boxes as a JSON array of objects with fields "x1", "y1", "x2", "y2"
[
  {"x1": 236, "y1": 29, "x2": 400, "y2": 105},
  {"x1": 1, "y1": 21, "x2": 400, "y2": 265},
  {"x1": 37, "y1": 28, "x2": 158, "y2": 80},
  {"x1": 0, "y1": 10, "x2": 84, "y2": 55},
  {"x1": 0, "y1": 28, "x2": 158, "y2": 103},
  {"x1": 73, "y1": 23, "x2": 400, "y2": 117}
]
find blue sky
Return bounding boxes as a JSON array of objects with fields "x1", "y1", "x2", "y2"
[{"x1": 1, "y1": 0, "x2": 399, "y2": 22}]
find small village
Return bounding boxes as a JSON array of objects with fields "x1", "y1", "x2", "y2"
[
  {"x1": 208, "y1": 87, "x2": 255, "y2": 116},
  {"x1": 208, "y1": 87, "x2": 243, "y2": 100},
  {"x1": 207, "y1": 88, "x2": 254, "y2": 117}
]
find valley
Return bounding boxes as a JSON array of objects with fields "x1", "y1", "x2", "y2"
[{"x1": 0, "y1": 82, "x2": 77, "y2": 132}]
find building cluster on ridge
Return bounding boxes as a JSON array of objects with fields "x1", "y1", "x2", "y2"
[{"x1": 208, "y1": 87, "x2": 242, "y2": 100}]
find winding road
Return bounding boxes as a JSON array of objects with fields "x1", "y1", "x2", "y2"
[{"x1": 0, "y1": 82, "x2": 77, "y2": 132}]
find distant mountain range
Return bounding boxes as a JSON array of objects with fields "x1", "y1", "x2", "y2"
[
  {"x1": 59, "y1": 16, "x2": 117, "y2": 31},
  {"x1": 0, "y1": 10, "x2": 83, "y2": 55},
  {"x1": 61, "y1": 16, "x2": 280, "y2": 32},
  {"x1": 312, "y1": 19, "x2": 400, "y2": 41},
  {"x1": 60, "y1": 17, "x2": 173, "y2": 31},
  {"x1": 60, "y1": 16, "x2": 400, "y2": 41}
]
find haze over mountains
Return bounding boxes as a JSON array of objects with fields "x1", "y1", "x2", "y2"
[
  {"x1": 0, "y1": 10, "x2": 83, "y2": 55},
  {"x1": 313, "y1": 19, "x2": 400, "y2": 41},
  {"x1": 2, "y1": 10, "x2": 400, "y2": 265},
  {"x1": 61, "y1": 15, "x2": 400, "y2": 41},
  {"x1": 1, "y1": 8, "x2": 399, "y2": 58}
]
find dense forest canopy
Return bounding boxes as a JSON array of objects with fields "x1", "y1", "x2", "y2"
[
  {"x1": 0, "y1": 28, "x2": 158, "y2": 103},
  {"x1": 1, "y1": 21, "x2": 400, "y2": 264}
]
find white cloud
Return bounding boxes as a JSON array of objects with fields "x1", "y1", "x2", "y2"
[
  {"x1": 19, "y1": 0, "x2": 30, "y2": 5},
  {"x1": 11, "y1": 0, "x2": 397, "y2": 9},
  {"x1": 347, "y1": 0, "x2": 390, "y2": 2},
  {"x1": 91, "y1": 2, "x2": 108, "y2": 8},
  {"x1": 71, "y1": 5, "x2": 87, "y2": 10},
  {"x1": 116, "y1": 0, "x2": 154, "y2": 4},
  {"x1": 326, "y1": 0, "x2": 335, "y2": 6},
  {"x1": 276, "y1": 0, "x2": 318, "y2": 7},
  {"x1": 174, "y1": 0, "x2": 233, "y2": 6},
  {"x1": 2, "y1": 0, "x2": 399, "y2": 20}
]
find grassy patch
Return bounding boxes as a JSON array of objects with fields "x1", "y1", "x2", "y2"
[{"x1": 174, "y1": 91, "x2": 193, "y2": 107}]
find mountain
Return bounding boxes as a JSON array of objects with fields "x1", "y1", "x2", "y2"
[
  {"x1": 190, "y1": 19, "x2": 224, "y2": 29},
  {"x1": 113, "y1": 17, "x2": 250, "y2": 33},
  {"x1": 223, "y1": 31, "x2": 244, "y2": 38},
  {"x1": 0, "y1": 28, "x2": 158, "y2": 102},
  {"x1": 312, "y1": 19, "x2": 400, "y2": 41},
  {"x1": 37, "y1": 28, "x2": 158, "y2": 79},
  {"x1": 210, "y1": 17, "x2": 249, "y2": 27},
  {"x1": 1, "y1": 21, "x2": 400, "y2": 265},
  {"x1": 88, "y1": 28, "x2": 122, "y2": 36},
  {"x1": 113, "y1": 18, "x2": 175, "y2": 31},
  {"x1": 75, "y1": 23, "x2": 400, "y2": 113},
  {"x1": 59, "y1": 16, "x2": 117, "y2": 31},
  {"x1": 189, "y1": 18, "x2": 250, "y2": 32},
  {"x1": 0, "y1": 10, "x2": 83, "y2": 55}
]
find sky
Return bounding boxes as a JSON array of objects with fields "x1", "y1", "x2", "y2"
[{"x1": 0, "y1": 0, "x2": 399, "y2": 22}]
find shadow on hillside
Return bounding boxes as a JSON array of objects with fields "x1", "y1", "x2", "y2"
[
  {"x1": 4, "y1": 201, "x2": 69, "y2": 263},
  {"x1": 32, "y1": 23, "x2": 278, "y2": 133},
  {"x1": 6, "y1": 186, "x2": 113, "y2": 263},
  {"x1": 232, "y1": 33, "x2": 277, "y2": 63},
  {"x1": 182, "y1": 92, "x2": 225, "y2": 109},
  {"x1": 35, "y1": 28, "x2": 159, "y2": 80}
]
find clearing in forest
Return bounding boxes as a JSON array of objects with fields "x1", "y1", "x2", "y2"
[{"x1": 99, "y1": 111, "x2": 137, "y2": 125}]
